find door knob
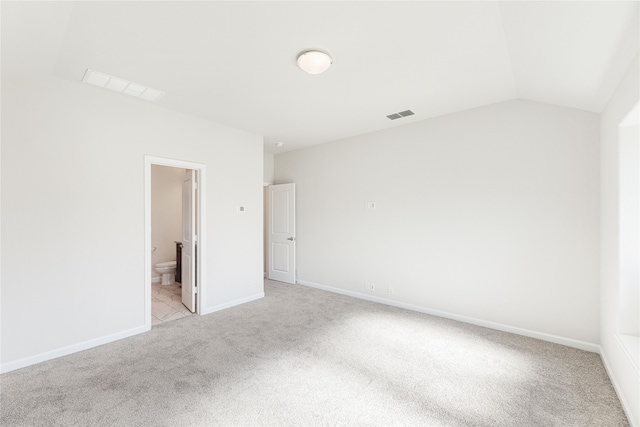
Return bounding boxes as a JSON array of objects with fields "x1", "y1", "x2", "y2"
[{"x1": 287, "y1": 237, "x2": 295, "y2": 241}]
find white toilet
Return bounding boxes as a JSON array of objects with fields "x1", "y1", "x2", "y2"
[{"x1": 155, "y1": 261, "x2": 177, "y2": 285}]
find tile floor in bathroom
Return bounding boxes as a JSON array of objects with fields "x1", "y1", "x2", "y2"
[{"x1": 152, "y1": 281, "x2": 194, "y2": 325}]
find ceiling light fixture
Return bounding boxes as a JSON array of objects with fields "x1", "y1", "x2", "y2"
[
  {"x1": 82, "y1": 69, "x2": 165, "y2": 101},
  {"x1": 296, "y1": 50, "x2": 332, "y2": 75},
  {"x1": 275, "y1": 142, "x2": 284, "y2": 147}
]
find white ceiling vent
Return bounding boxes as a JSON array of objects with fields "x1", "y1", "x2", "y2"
[
  {"x1": 82, "y1": 69, "x2": 164, "y2": 102},
  {"x1": 386, "y1": 109, "x2": 414, "y2": 120}
]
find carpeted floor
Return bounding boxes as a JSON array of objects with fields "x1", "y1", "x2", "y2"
[{"x1": 0, "y1": 280, "x2": 629, "y2": 426}]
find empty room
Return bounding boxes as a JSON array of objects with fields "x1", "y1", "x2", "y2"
[{"x1": 1, "y1": 1, "x2": 639, "y2": 426}]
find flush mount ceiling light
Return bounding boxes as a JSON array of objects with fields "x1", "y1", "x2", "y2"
[
  {"x1": 82, "y1": 69, "x2": 164, "y2": 101},
  {"x1": 296, "y1": 50, "x2": 332, "y2": 74}
]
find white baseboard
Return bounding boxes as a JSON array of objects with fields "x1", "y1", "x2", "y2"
[
  {"x1": 1, "y1": 292, "x2": 265, "y2": 374},
  {"x1": 200, "y1": 292, "x2": 265, "y2": 315},
  {"x1": 600, "y1": 345, "x2": 638, "y2": 427},
  {"x1": 0, "y1": 325, "x2": 150, "y2": 374},
  {"x1": 296, "y1": 279, "x2": 600, "y2": 353}
]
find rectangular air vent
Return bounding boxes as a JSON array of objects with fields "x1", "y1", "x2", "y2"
[
  {"x1": 386, "y1": 109, "x2": 414, "y2": 120},
  {"x1": 82, "y1": 69, "x2": 165, "y2": 102}
]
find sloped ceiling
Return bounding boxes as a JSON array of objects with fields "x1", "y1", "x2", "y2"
[{"x1": 2, "y1": 1, "x2": 638, "y2": 153}]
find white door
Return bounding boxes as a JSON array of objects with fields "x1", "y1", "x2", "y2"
[
  {"x1": 268, "y1": 183, "x2": 296, "y2": 284},
  {"x1": 182, "y1": 170, "x2": 197, "y2": 312}
]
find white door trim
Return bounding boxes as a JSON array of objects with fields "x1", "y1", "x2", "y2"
[
  {"x1": 144, "y1": 155, "x2": 207, "y2": 328},
  {"x1": 181, "y1": 169, "x2": 197, "y2": 312}
]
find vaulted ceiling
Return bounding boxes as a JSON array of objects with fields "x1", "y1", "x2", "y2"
[{"x1": 3, "y1": 1, "x2": 638, "y2": 154}]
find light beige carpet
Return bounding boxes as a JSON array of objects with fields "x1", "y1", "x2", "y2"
[{"x1": 0, "y1": 280, "x2": 629, "y2": 426}]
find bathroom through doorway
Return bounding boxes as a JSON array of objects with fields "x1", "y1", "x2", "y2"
[{"x1": 144, "y1": 156, "x2": 206, "y2": 328}]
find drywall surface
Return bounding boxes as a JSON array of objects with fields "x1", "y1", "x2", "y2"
[
  {"x1": 1, "y1": 75, "x2": 264, "y2": 367},
  {"x1": 600, "y1": 53, "x2": 640, "y2": 426},
  {"x1": 264, "y1": 152, "x2": 274, "y2": 185},
  {"x1": 151, "y1": 165, "x2": 185, "y2": 280},
  {"x1": 275, "y1": 99, "x2": 600, "y2": 345}
]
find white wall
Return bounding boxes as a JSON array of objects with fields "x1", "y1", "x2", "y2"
[
  {"x1": 1, "y1": 75, "x2": 264, "y2": 369},
  {"x1": 264, "y1": 152, "x2": 274, "y2": 184},
  {"x1": 600, "y1": 53, "x2": 639, "y2": 426},
  {"x1": 275, "y1": 99, "x2": 600, "y2": 346},
  {"x1": 263, "y1": 153, "x2": 275, "y2": 274},
  {"x1": 151, "y1": 165, "x2": 185, "y2": 280}
]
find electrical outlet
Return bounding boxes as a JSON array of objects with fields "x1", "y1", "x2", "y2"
[
  {"x1": 364, "y1": 282, "x2": 376, "y2": 292},
  {"x1": 388, "y1": 286, "x2": 394, "y2": 295}
]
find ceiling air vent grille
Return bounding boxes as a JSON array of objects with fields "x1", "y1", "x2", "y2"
[
  {"x1": 82, "y1": 69, "x2": 165, "y2": 102},
  {"x1": 386, "y1": 109, "x2": 414, "y2": 120}
]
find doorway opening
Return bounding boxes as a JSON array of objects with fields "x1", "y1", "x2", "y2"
[
  {"x1": 616, "y1": 101, "x2": 639, "y2": 369},
  {"x1": 144, "y1": 156, "x2": 206, "y2": 329}
]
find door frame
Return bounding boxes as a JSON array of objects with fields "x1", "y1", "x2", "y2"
[{"x1": 144, "y1": 155, "x2": 207, "y2": 328}]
